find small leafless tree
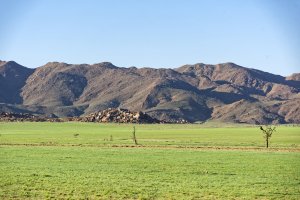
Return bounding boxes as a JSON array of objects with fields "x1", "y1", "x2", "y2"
[
  {"x1": 259, "y1": 126, "x2": 276, "y2": 148},
  {"x1": 132, "y1": 126, "x2": 138, "y2": 145}
]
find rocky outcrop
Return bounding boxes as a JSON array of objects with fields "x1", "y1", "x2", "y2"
[
  {"x1": 80, "y1": 108, "x2": 161, "y2": 123},
  {"x1": 0, "y1": 109, "x2": 189, "y2": 123},
  {"x1": 0, "y1": 112, "x2": 62, "y2": 122}
]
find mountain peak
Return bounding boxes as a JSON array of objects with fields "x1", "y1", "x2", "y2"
[
  {"x1": 93, "y1": 62, "x2": 117, "y2": 69},
  {"x1": 286, "y1": 73, "x2": 300, "y2": 81},
  {"x1": 0, "y1": 60, "x2": 34, "y2": 104},
  {"x1": 44, "y1": 62, "x2": 69, "y2": 67},
  {"x1": 0, "y1": 60, "x2": 18, "y2": 68},
  {"x1": 0, "y1": 60, "x2": 7, "y2": 67},
  {"x1": 0, "y1": 60, "x2": 33, "y2": 73}
]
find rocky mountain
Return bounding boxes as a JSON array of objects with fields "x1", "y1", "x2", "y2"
[
  {"x1": 0, "y1": 61, "x2": 34, "y2": 104},
  {"x1": 0, "y1": 60, "x2": 299, "y2": 124}
]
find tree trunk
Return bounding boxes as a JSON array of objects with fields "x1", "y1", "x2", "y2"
[
  {"x1": 133, "y1": 126, "x2": 138, "y2": 145},
  {"x1": 266, "y1": 138, "x2": 269, "y2": 148}
]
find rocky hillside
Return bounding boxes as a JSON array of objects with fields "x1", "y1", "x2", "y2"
[
  {"x1": 0, "y1": 60, "x2": 299, "y2": 124},
  {"x1": 0, "y1": 61, "x2": 34, "y2": 104}
]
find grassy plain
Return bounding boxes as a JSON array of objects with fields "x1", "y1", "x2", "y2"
[
  {"x1": 0, "y1": 122, "x2": 299, "y2": 199},
  {"x1": 0, "y1": 122, "x2": 299, "y2": 148}
]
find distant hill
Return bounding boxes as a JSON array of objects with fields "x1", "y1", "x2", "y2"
[
  {"x1": 0, "y1": 61, "x2": 34, "y2": 104},
  {"x1": 0, "y1": 60, "x2": 299, "y2": 124}
]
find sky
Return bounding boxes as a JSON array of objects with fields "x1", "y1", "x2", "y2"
[{"x1": 0, "y1": 0, "x2": 299, "y2": 76}]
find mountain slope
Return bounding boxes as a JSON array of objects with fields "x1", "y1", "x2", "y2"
[
  {"x1": 0, "y1": 61, "x2": 34, "y2": 104},
  {"x1": 0, "y1": 60, "x2": 299, "y2": 124}
]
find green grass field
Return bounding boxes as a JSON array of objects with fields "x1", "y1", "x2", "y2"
[
  {"x1": 0, "y1": 122, "x2": 299, "y2": 148},
  {"x1": 0, "y1": 122, "x2": 300, "y2": 199}
]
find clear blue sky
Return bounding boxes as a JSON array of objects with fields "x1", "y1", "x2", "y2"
[{"x1": 0, "y1": 0, "x2": 299, "y2": 76}]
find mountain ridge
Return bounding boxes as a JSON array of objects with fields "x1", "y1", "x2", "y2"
[{"x1": 0, "y1": 60, "x2": 299, "y2": 124}]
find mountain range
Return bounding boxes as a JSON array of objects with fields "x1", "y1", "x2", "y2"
[{"x1": 0, "y1": 60, "x2": 299, "y2": 124}]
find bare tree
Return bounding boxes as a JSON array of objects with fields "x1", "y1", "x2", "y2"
[
  {"x1": 132, "y1": 126, "x2": 138, "y2": 145},
  {"x1": 259, "y1": 126, "x2": 276, "y2": 148}
]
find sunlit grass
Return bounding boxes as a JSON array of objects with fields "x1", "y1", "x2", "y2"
[
  {"x1": 0, "y1": 122, "x2": 299, "y2": 199},
  {"x1": 0, "y1": 122, "x2": 299, "y2": 148},
  {"x1": 1, "y1": 146, "x2": 299, "y2": 199}
]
